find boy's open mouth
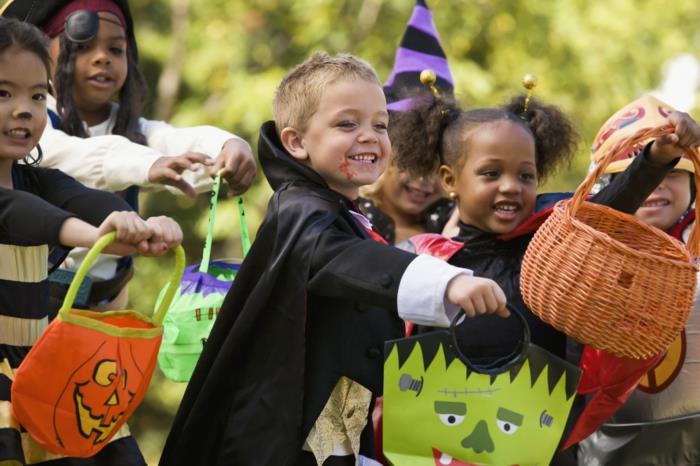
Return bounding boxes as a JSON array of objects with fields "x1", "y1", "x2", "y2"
[{"x1": 348, "y1": 153, "x2": 377, "y2": 164}]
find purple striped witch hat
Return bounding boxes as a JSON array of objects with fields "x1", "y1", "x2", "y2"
[{"x1": 384, "y1": 0, "x2": 454, "y2": 111}]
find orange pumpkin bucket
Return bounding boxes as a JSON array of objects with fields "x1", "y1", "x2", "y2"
[
  {"x1": 11, "y1": 232, "x2": 185, "y2": 457},
  {"x1": 521, "y1": 125, "x2": 700, "y2": 359}
]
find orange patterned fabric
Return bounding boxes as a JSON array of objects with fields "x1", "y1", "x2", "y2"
[{"x1": 11, "y1": 310, "x2": 161, "y2": 457}]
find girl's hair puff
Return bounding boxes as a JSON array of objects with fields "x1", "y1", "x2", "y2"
[
  {"x1": 0, "y1": 18, "x2": 51, "y2": 166},
  {"x1": 54, "y1": 32, "x2": 147, "y2": 145},
  {"x1": 502, "y1": 94, "x2": 578, "y2": 182},
  {"x1": 389, "y1": 92, "x2": 461, "y2": 177}
]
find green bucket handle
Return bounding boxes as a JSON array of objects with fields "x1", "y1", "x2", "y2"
[
  {"x1": 198, "y1": 170, "x2": 251, "y2": 273},
  {"x1": 59, "y1": 231, "x2": 186, "y2": 326}
]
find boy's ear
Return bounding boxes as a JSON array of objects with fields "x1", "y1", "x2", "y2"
[
  {"x1": 439, "y1": 164, "x2": 456, "y2": 194},
  {"x1": 280, "y1": 127, "x2": 309, "y2": 161}
]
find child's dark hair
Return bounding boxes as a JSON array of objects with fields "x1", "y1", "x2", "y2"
[
  {"x1": 0, "y1": 18, "x2": 51, "y2": 166},
  {"x1": 54, "y1": 32, "x2": 147, "y2": 145},
  {"x1": 391, "y1": 94, "x2": 579, "y2": 183}
]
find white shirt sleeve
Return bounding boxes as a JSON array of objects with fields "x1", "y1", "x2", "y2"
[
  {"x1": 139, "y1": 117, "x2": 251, "y2": 194},
  {"x1": 397, "y1": 254, "x2": 472, "y2": 327},
  {"x1": 39, "y1": 119, "x2": 162, "y2": 191}
]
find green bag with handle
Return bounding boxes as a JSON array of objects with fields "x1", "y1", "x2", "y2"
[
  {"x1": 383, "y1": 308, "x2": 582, "y2": 466},
  {"x1": 156, "y1": 172, "x2": 251, "y2": 382}
]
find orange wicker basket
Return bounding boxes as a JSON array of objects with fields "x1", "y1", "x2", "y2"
[{"x1": 521, "y1": 125, "x2": 700, "y2": 359}]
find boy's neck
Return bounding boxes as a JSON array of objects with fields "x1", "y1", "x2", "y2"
[{"x1": 0, "y1": 160, "x2": 14, "y2": 189}]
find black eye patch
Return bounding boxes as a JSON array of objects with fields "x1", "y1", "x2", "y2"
[{"x1": 64, "y1": 10, "x2": 100, "y2": 43}]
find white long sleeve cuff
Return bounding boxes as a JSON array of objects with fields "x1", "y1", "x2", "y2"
[{"x1": 397, "y1": 254, "x2": 472, "y2": 327}]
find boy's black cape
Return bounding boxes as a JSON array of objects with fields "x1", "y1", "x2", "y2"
[{"x1": 160, "y1": 121, "x2": 413, "y2": 465}]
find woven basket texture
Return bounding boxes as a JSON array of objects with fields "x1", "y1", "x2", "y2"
[{"x1": 521, "y1": 125, "x2": 700, "y2": 359}]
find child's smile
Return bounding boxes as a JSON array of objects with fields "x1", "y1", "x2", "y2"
[
  {"x1": 0, "y1": 47, "x2": 47, "y2": 164},
  {"x1": 285, "y1": 78, "x2": 390, "y2": 199},
  {"x1": 442, "y1": 120, "x2": 537, "y2": 235}
]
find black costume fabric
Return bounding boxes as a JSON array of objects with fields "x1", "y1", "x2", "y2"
[
  {"x1": 160, "y1": 121, "x2": 420, "y2": 466},
  {"x1": 358, "y1": 196, "x2": 453, "y2": 245}
]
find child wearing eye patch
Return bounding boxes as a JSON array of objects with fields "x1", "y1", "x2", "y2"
[{"x1": 2, "y1": 0, "x2": 257, "y2": 311}]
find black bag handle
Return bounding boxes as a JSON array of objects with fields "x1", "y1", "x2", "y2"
[{"x1": 448, "y1": 304, "x2": 530, "y2": 375}]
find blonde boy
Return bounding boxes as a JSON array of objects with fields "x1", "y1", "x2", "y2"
[{"x1": 161, "y1": 53, "x2": 507, "y2": 466}]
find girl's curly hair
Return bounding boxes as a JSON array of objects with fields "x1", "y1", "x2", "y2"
[{"x1": 388, "y1": 93, "x2": 579, "y2": 184}]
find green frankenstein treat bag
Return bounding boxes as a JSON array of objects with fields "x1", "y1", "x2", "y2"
[
  {"x1": 156, "y1": 260, "x2": 240, "y2": 382},
  {"x1": 383, "y1": 313, "x2": 581, "y2": 466},
  {"x1": 157, "y1": 172, "x2": 250, "y2": 382}
]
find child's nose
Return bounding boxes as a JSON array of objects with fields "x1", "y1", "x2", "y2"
[
  {"x1": 499, "y1": 176, "x2": 522, "y2": 193},
  {"x1": 357, "y1": 127, "x2": 377, "y2": 143},
  {"x1": 92, "y1": 48, "x2": 111, "y2": 65}
]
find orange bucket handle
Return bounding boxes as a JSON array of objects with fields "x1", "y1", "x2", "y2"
[
  {"x1": 568, "y1": 125, "x2": 700, "y2": 257},
  {"x1": 59, "y1": 232, "x2": 186, "y2": 326}
]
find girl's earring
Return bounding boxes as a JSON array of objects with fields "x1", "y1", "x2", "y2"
[{"x1": 448, "y1": 191, "x2": 458, "y2": 200}]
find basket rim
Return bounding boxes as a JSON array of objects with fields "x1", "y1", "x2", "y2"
[{"x1": 555, "y1": 199, "x2": 698, "y2": 269}]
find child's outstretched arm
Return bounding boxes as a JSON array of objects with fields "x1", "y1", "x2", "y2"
[
  {"x1": 140, "y1": 119, "x2": 257, "y2": 195},
  {"x1": 59, "y1": 212, "x2": 182, "y2": 256},
  {"x1": 39, "y1": 123, "x2": 205, "y2": 196},
  {"x1": 592, "y1": 112, "x2": 700, "y2": 214}
]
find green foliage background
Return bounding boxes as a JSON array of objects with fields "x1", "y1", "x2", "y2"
[{"x1": 123, "y1": 0, "x2": 700, "y2": 462}]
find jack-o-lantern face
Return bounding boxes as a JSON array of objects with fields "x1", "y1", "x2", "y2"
[
  {"x1": 53, "y1": 341, "x2": 146, "y2": 450},
  {"x1": 73, "y1": 359, "x2": 135, "y2": 444}
]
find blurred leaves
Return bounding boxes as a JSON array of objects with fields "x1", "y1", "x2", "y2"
[{"x1": 124, "y1": 0, "x2": 700, "y2": 462}]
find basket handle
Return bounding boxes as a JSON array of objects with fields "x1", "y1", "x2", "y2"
[
  {"x1": 569, "y1": 125, "x2": 700, "y2": 257},
  {"x1": 198, "y1": 171, "x2": 251, "y2": 273},
  {"x1": 448, "y1": 305, "x2": 530, "y2": 374},
  {"x1": 60, "y1": 232, "x2": 186, "y2": 326}
]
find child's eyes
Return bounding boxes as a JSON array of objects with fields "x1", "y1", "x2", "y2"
[
  {"x1": 480, "y1": 170, "x2": 499, "y2": 178},
  {"x1": 33, "y1": 93, "x2": 47, "y2": 102},
  {"x1": 110, "y1": 47, "x2": 125, "y2": 55},
  {"x1": 336, "y1": 121, "x2": 357, "y2": 129},
  {"x1": 374, "y1": 123, "x2": 388, "y2": 131},
  {"x1": 0, "y1": 90, "x2": 10, "y2": 98},
  {"x1": 520, "y1": 172, "x2": 536, "y2": 181}
]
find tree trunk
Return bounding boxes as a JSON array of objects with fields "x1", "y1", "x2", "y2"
[{"x1": 154, "y1": 0, "x2": 191, "y2": 120}]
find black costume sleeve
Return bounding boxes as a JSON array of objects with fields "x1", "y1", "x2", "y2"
[
  {"x1": 0, "y1": 187, "x2": 74, "y2": 245},
  {"x1": 0, "y1": 167, "x2": 131, "y2": 246},
  {"x1": 307, "y1": 225, "x2": 417, "y2": 311},
  {"x1": 591, "y1": 142, "x2": 679, "y2": 214},
  {"x1": 34, "y1": 167, "x2": 131, "y2": 226}
]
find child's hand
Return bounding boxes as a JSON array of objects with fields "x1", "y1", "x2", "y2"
[
  {"x1": 141, "y1": 216, "x2": 183, "y2": 256},
  {"x1": 148, "y1": 153, "x2": 214, "y2": 198},
  {"x1": 649, "y1": 111, "x2": 700, "y2": 164},
  {"x1": 96, "y1": 211, "x2": 152, "y2": 255},
  {"x1": 446, "y1": 275, "x2": 509, "y2": 318},
  {"x1": 212, "y1": 138, "x2": 257, "y2": 195}
]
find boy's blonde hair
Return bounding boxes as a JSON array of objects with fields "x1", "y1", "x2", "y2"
[{"x1": 273, "y1": 52, "x2": 382, "y2": 134}]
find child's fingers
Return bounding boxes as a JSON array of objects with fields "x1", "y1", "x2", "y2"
[
  {"x1": 656, "y1": 133, "x2": 679, "y2": 148},
  {"x1": 492, "y1": 285, "x2": 508, "y2": 317},
  {"x1": 159, "y1": 168, "x2": 196, "y2": 198},
  {"x1": 471, "y1": 293, "x2": 487, "y2": 315},
  {"x1": 182, "y1": 152, "x2": 213, "y2": 166},
  {"x1": 461, "y1": 300, "x2": 476, "y2": 318}
]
